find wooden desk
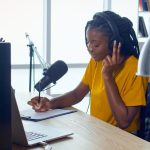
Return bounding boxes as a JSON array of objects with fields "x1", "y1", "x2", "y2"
[{"x1": 13, "y1": 92, "x2": 150, "y2": 150}]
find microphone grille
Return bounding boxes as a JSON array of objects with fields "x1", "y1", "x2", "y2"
[{"x1": 46, "y1": 60, "x2": 68, "y2": 82}]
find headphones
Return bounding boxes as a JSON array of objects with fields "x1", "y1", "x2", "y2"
[{"x1": 92, "y1": 12, "x2": 123, "y2": 53}]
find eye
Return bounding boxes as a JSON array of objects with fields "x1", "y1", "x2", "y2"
[{"x1": 94, "y1": 45, "x2": 99, "y2": 48}]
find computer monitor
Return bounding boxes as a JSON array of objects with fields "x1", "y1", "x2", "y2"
[{"x1": 0, "y1": 42, "x2": 11, "y2": 149}]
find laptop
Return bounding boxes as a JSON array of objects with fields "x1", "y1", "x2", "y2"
[{"x1": 11, "y1": 89, "x2": 73, "y2": 146}]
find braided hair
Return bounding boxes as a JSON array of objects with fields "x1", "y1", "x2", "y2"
[{"x1": 85, "y1": 11, "x2": 140, "y2": 58}]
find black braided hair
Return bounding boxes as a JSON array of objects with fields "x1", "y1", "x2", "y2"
[{"x1": 85, "y1": 11, "x2": 140, "y2": 58}]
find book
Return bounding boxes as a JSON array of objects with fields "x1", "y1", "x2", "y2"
[
  {"x1": 20, "y1": 108, "x2": 77, "y2": 121},
  {"x1": 142, "y1": 0, "x2": 148, "y2": 11},
  {"x1": 139, "y1": 0, "x2": 143, "y2": 11},
  {"x1": 147, "y1": 0, "x2": 150, "y2": 10},
  {"x1": 139, "y1": 0, "x2": 149, "y2": 11},
  {"x1": 139, "y1": 16, "x2": 148, "y2": 37}
]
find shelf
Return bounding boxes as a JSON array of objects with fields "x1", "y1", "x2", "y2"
[
  {"x1": 138, "y1": 37, "x2": 149, "y2": 50},
  {"x1": 138, "y1": 37, "x2": 149, "y2": 42},
  {"x1": 139, "y1": 11, "x2": 150, "y2": 14}
]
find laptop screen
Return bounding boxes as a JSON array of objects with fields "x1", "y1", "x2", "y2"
[{"x1": 11, "y1": 88, "x2": 29, "y2": 146}]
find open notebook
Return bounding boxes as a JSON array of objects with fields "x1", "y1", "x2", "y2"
[
  {"x1": 20, "y1": 108, "x2": 77, "y2": 121},
  {"x1": 12, "y1": 89, "x2": 74, "y2": 146}
]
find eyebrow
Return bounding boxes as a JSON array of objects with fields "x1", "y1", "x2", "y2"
[{"x1": 88, "y1": 39, "x2": 101, "y2": 44}]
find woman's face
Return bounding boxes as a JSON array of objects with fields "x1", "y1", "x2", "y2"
[{"x1": 86, "y1": 28, "x2": 110, "y2": 61}]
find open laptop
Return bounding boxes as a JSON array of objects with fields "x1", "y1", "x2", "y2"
[{"x1": 11, "y1": 89, "x2": 73, "y2": 146}]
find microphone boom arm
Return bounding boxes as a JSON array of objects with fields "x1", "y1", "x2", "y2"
[
  {"x1": 25, "y1": 33, "x2": 49, "y2": 74},
  {"x1": 34, "y1": 47, "x2": 49, "y2": 74}
]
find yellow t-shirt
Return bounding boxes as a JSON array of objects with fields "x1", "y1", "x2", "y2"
[{"x1": 82, "y1": 56, "x2": 148, "y2": 132}]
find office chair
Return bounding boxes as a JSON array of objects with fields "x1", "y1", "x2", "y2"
[{"x1": 137, "y1": 82, "x2": 150, "y2": 142}]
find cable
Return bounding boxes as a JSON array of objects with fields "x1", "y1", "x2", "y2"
[
  {"x1": 86, "y1": 96, "x2": 90, "y2": 114},
  {"x1": 39, "y1": 141, "x2": 52, "y2": 150}
]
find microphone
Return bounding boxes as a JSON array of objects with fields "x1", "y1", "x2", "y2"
[{"x1": 34, "y1": 60, "x2": 68, "y2": 92}]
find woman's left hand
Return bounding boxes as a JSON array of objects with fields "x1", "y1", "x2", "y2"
[{"x1": 102, "y1": 40, "x2": 123, "y2": 79}]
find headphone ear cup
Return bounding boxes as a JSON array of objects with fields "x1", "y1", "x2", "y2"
[
  {"x1": 108, "y1": 37, "x2": 123, "y2": 53},
  {"x1": 108, "y1": 37, "x2": 115, "y2": 53}
]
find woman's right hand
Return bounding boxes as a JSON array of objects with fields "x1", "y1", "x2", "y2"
[{"x1": 27, "y1": 96, "x2": 52, "y2": 112}]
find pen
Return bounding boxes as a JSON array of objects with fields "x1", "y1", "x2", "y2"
[
  {"x1": 38, "y1": 91, "x2": 41, "y2": 103},
  {"x1": 38, "y1": 81, "x2": 41, "y2": 103}
]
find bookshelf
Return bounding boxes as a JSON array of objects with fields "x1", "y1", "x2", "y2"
[{"x1": 138, "y1": 0, "x2": 150, "y2": 49}]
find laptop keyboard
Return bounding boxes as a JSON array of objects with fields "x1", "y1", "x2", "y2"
[{"x1": 26, "y1": 131, "x2": 47, "y2": 141}]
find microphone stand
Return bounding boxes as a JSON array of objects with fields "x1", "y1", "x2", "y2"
[
  {"x1": 25, "y1": 33, "x2": 50, "y2": 92},
  {"x1": 25, "y1": 33, "x2": 34, "y2": 92},
  {"x1": 27, "y1": 42, "x2": 34, "y2": 92}
]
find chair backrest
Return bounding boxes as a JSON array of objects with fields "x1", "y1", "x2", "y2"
[{"x1": 137, "y1": 82, "x2": 150, "y2": 142}]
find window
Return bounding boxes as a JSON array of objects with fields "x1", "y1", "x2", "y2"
[
  {"x1": 50, "y1": 0, "x2": 104, "y2": 94},
  {"x1": 1, "y1": 0, "x2": 104, "y2": 94},
  {"x1": 0, "y1": 0, "x2": 43, "y2": 64},
  {"x1": 51, "y1": 0, "x2": 104, "y2": 63},
  {"x1": 111, "y1": 0, "x2": 138, "y2": 35}
]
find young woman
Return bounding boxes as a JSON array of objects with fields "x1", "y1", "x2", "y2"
[{"x1": 28, "y1": 11, "x2": 148, "y2": 133}]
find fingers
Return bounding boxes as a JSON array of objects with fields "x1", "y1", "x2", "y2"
[
  {"x1": 103, "y1": 55, "x2": 112, "y2": 66},
  {"x1": 117, "y1": 42, "x2": 121, "y2": 63},
  {"x1": 104, "y1": 40, "x2": 120, "y2": 66},
  {"x1": 27, "y1": 96, "x2": 39, "y2": 106},
  {"x1": 112, "y1": 40, "x2": 121, "y2": 64},
  {"x1": 102, "y1": 41, "x2": 122, "y2": 77},
  {"x1": 35, "y1": 100, "x2": 50, "y2": 112},
  {"x1": 112, "y1": 40, "x2": 117, "y2": 63},
  {"x1": 27, "y1": 96, "x2": 50, "y2": 112}
]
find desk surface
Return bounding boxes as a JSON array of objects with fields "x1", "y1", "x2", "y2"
[{"x1": 13, "y1": 92, "x2": 150, "y2": 150}]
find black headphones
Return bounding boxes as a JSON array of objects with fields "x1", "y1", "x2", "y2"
[{"x1": 93, "y1": 12, "x2": 123, "y2": 53}]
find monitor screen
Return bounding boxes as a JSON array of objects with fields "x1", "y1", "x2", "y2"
[{"x1": 0, "y1": 42, "x2": 11, "y2": 149}]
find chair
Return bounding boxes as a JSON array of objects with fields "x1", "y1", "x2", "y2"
[{"x1": 137, "y1": 82, "x2": 150, "y2": 142}]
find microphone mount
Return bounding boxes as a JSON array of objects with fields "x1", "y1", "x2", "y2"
[{"x1": 25, "y1": 32, "x2": 50, "y2": 92}]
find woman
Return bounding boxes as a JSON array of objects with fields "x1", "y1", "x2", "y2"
[{"x1": 28, "y1": 11, "x2": 148, "y2": 133}]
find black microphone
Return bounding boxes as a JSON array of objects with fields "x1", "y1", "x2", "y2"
[{"x1": 34, "y1": 60, "x2": 68, "y2": 92}]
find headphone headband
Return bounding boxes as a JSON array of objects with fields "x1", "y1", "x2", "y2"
[
  {"x1": 93, "y1": 12, "x2": 123, "y2": 52},
  {"x1": 93, "y1": 12, "x2": 121, "y2": 41}
]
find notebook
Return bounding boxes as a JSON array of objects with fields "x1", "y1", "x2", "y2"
[
  {"x1": 20, "y1": 107, "x2": 77, "y2": 121},
  {"x1": 11, "y1": 89, "x2": 73, "y2": 146}
]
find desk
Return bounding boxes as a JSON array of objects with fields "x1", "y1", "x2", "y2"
[{"x1": 13, "y1": 92, "x2": 150, "y2": 150}]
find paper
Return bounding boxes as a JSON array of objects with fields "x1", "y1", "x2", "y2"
[{"x1": 20, "y1": 108, "x2": 77, "y2": 121}]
